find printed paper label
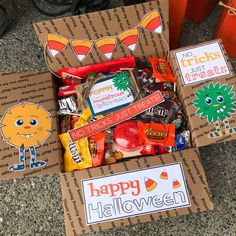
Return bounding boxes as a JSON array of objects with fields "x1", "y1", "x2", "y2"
[
  {"x1": 175, "y1": 42, "x2": 231, "y2": 86},
  {"x1": 88, "y1": 73, "x2": 134, "y2": 116},
  {"x1": 69, "y1": 91, "x2": 164, "y2": 141},
  {"x1": 82, "y1": 163, "x2": 191, "y2": 225}
]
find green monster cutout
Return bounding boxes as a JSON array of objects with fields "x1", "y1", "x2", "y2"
[
  {"x1": 113, "y1": 72, "x2": 132, "y2": 96},
  {"x1": 193, "y1": 82, "x2": 236, "y2": 138}
]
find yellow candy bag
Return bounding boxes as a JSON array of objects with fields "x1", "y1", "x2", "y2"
[
  {"x1": 59, "y1": 133, "x2": 92, "y2": 172},
  {"x1": 59, "y1": 107, "x2": 104, "y2": 172},
  {"x1": 59, "y1": 107, "x2": 93, "y2": 172}
]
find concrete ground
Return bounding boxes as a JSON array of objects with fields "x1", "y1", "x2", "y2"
[{"x1": 0, "y1": 0, "x2": 235, "y2": 236}]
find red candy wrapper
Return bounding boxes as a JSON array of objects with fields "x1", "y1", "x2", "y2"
[
  {"x1": 156, "y1": 144, "x2": 169, "y2": 155},
  {"x1": 60, "y1": 72, "x2": 83, "y2": 85},
  {"x1": 58, "y1": 85, "x2": 77, "y2": 97},
  {"x1": 150, "y1": 58, "x2": 176, "y2": 83},
  {"x1": 137, "y1": 122, "x2": 176, "y2": 147},
  {"x1": 58, "y1": 56, "x2": 136, "y2": 79},
  {"x1": 70, "y1": 116, "x2": 79, "y2": 130},
  {"x1": 89, "y1": 132, "x2": 106, "y2": 167},
  {"x1": 140, "y1": 144, "x2": 156, "y2": 155}
]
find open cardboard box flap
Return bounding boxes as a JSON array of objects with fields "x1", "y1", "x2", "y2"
[
  {"x1": 170, "y1": 40, "x2": 236, "y2": 147},
  {"x1": 0, "y1": 71, "x2": 63, "y2": 180},
  {"x1": 61, "y1": 148, "x2": 213, "y2": 235},
  {"x1": 33, "y1": 0, "x2": 169, "y2": 72}
]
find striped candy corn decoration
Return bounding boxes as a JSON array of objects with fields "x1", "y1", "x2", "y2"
[
  {"x1": 95, "y1": 37, "x2": 117, "y2": 59},
  {"x1": 47, "y1": 34, "x2": 69, "y2": 57},
  {"x1": 71, "y1": 39, "x2": 93, "y2": 62},
  {"x1": 139, "y1": 9, "x2": 162, "y2": 34},
  {"x1": 160, "y1": 169, "x2": 168, "y2": 180},
  {"x1": 144, "y1": 177, "x2": 157, "y2": 192},
  {"x1": 173, "y1": 179, "x2": 181, "y2": 189},
  {"x1": 118, "y1": 28, "x2": 139, "y2": 52}
]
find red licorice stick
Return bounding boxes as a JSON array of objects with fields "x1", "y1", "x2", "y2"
[{"x1": 58, "y1": 56, "x2": 136, "y2": 79}]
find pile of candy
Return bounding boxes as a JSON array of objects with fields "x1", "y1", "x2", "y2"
[{"x1": 57, "y1": 56, "x2": 191, "y2": 172}]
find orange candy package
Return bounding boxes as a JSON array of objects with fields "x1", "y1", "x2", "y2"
[
  {"x1": 137, "y1": 122, "x2": 176, "y2": 147},
  {"x1": 150, "y1": 58, "x2": 176, "y2": 83}
]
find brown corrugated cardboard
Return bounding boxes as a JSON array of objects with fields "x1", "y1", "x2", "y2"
[
  {"x1": 33, "y1": 0, "x2": 169, "y2": 72},
  {"x1": 0, "y1": 72, "x2": 63, "y2": 180},
  {"x1": 60, "y1": 148, "x2": 213, "y2": 235},
  {"x1": 170, "y1": 40, "x2": 236, "y2": 147}
]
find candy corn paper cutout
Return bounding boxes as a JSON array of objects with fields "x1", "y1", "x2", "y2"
[
  {"x1": 47, "y1": 34, "x2": 69, "y2": 57},
  {"x1": 95, "y1": 37, "x2": 117, "y2": 59},
  {"x1": 144, "y1": 177, "x2": 157, "y2": 192},
  {"x1": 71, "y1": 39, "x2": 93, "y2": 62},
  {"x1": 139, "y1": 9, "x2": 162, "y2": 34},
  {"x1": 173, "y1": 179, "x2": 181, "y2": 189},
  {"x1": 160, "y1": 169, "x2": 168, "y2": 180},
  {"x1": 118, "y1": 28, "x2": 139, "y2": 52}
]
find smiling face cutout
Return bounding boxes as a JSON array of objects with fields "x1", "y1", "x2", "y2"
[
  {"x1": 0, "y1": 103, "x2": 52, "y2": 149},
  {"x1": 193, "y1": 82, "x2": 236, "y2": 123}
]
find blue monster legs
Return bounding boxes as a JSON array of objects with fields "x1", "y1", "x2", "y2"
[
  {"x1": 29, "y1": 146, "x2": 46, "y2": 169},
  {"x1": 8, "y1": 144, "x2": 26, "y2": 172},
  {"x1": 208, "y1": 120, "x2": 223, "y2": 138}
]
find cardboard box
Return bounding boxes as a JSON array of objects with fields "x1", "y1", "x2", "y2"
[
  {"x1": 215, "y1": 0, "x2": 236, "y2": 58},
  {"x1": 1, "y1": 1, "x2": 236, "y2": 235}
]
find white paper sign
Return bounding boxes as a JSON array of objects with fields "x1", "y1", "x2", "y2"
[
  {"x1": 175, "y1": 42, "x2": 231, "y2": 86},
  {"x1": 88, "y1": 74, "x2": 134, "y2": 116},
  {"x1": 82, "y1": 163, "x2": 191, "y2": 225}
]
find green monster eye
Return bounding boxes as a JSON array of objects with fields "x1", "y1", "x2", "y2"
[
  {"x1": 217, "y1": 96, "x2": 224, "y2": 103},
  {"x1": 205, "y1": 97, "x2": 212, "y2": 105}
]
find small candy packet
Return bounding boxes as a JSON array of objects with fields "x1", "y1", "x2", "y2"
[
  {"x1": 60, "y1": 115, "x2": 71, "y2": 134},
  {"x1": 140, "y1": 143, "x2": 156, "y2": 155},
  {"x1": 58, "y1": 96, "x2": 77, "y2": 114},
  {"x1": 60, "y1": 72, "x2": 83, "y2": 85},
  {"x1": 166, "y1": 130, "x2": 191, "y2": 153},
  {"x1": 89, "y1": 132, "x2": 106, "y2": 167},
  {"x1": 138, "y1": 99, "x2": 180, "y2": 124},
  {"x1": 136, "y1": 68, "x2": 176, "y2": 98},
  {"x1": 156, "y1": 130, "x2": 191, "y2": 154},
  {"x1": 150, "y1": 58, "x2": 176, "y2": 83},
  {"x1": 137, "y1": 122, "x2": 176, "y2": 147},
  {"x1": 58, "y1": 85, "x2": 78, "y2": 97}
]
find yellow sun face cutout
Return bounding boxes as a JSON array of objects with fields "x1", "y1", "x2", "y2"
[{"x1": 0, "y1": 103, "x2": 52, "y2": 149}]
